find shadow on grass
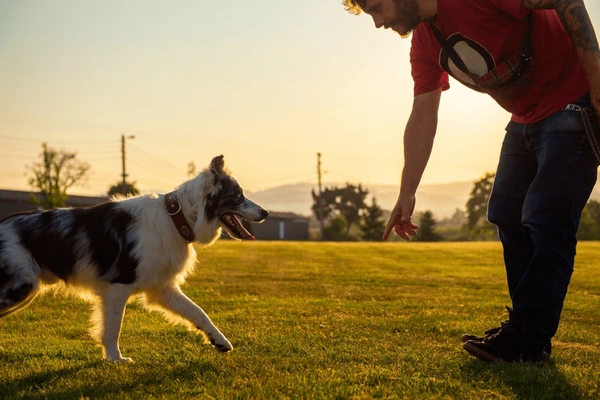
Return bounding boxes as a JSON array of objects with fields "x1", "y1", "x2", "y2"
[
  {"x1": 0, "y1": 359, "x2": 221, "y2": 400},
  {"x1": 460, "y1": 358, "x2": 584, "y2": 400}
]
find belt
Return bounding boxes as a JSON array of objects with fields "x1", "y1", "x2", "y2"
[{"x1": 563, "y1": 103, "x2": 582, "y2": 111}]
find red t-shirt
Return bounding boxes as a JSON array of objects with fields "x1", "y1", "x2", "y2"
[{"x1": 410, "y1": 0, "x2": 589, "y2": 123}]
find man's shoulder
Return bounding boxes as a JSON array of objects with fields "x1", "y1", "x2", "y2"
[
  {"x1": 411, "y1": 23, "x2": 434, "y2": 48},
  {"x1": 412, "y1": 23, "x2": 432, "y2": 39}
]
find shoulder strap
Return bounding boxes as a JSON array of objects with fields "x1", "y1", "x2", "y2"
[
  {"x1": 519, "y1": 13, "x2": 534, "y2": 59},
  {"x1": 428, "y1": 13, "x2": 534, "y2": 78},
  {"x1": 428, "y1": 23, "x2": 470, "y2": 75}
]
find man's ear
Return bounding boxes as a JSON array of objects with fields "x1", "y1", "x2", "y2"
[{"x1": 209, "y1": 155, "x2": 225, "y2": 175}]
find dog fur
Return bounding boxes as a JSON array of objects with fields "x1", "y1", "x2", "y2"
[{"x1": 0, "y1": 155, "x2": 268, "y2": 362}]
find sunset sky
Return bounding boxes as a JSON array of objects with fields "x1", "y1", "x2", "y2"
[{"x1": 1, "y1": 0, "x2": 599, "y2": 197}]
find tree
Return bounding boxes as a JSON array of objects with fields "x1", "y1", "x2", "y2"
[
  {"x1": 312, "y1": 187, "x2": 336, "y2": 232},
  {"x1": 578, "y1": 199, "x2": 600, "y2": 240},
  {"x1": 323, "y1": 215, "x2": 348, "y2": 241},
  {"x1": 447, "y1": 208, "x2": 467, "y2": 227},
  {"x1": 465, "y1": 172, "x2": 497, "y2": 239},
  {"x1": 436, "y1": 208, "x2": 471, "y2": 241},
  {"x1": 108, "y1": 181, "x2": 140, "y2": 197},
  {"x1": 361, "y1": 197, "x2": 386, "y2": 241},
  {"x1": 414, "y1": 210, "x2": 442, "y2": 242},
  {"x1": 28, "y1": 143, "x2": 91, "y2": 209},
  {"x1": 335, "y1": 183, "x2": 369, "y2": 235},
  {"x1": 312, "y1": 183, "x2": 370, "y2": 237}
]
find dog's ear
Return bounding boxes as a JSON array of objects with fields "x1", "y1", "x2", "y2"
[{"x1": 209, "y1": 155, "x2": 225, "y2": 176}]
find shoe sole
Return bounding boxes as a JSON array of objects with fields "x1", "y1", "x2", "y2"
[{"x1": 462, "y1": 341, "x2": 501, "y2": 363}]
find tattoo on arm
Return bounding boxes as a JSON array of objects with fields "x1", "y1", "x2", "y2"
[{"x1": 521, "y1": 0, "x2": 600, "y2": 57}]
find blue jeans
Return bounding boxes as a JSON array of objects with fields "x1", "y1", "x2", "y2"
[{"x1": 487, "y1": 93, "x2": 598, "y2": 341}]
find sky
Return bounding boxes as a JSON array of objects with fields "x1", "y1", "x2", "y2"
[{"x1": 1, "y1": 0, "x2": 599, "y2": 197}]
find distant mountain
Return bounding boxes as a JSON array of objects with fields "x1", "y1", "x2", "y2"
[
  {"x1": 246, "y1": 181, "x2": 474, "y2": 219},
  {"x1": 247, "y1": 173, "x2": 600, "y2": 220},
  {"x1": 246, "y1": 183, "x2": 317, "y2": 217}
]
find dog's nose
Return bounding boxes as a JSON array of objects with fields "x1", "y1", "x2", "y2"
[{"x1": 261, "y1": 209, "x2": 269, "y2": 219}]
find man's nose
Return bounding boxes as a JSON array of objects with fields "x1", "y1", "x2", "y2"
[{"x1": 373, "y1": 16, "x2": 385, "y2": 29}]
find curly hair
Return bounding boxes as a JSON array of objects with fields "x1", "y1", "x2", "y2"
[{"x1": 342, "y1": 0, "x2": 365, "y2": 15}]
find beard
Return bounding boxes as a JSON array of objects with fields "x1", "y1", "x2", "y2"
[{"x1": 392, "y1": 0, "x2": 421, "y2": 38}]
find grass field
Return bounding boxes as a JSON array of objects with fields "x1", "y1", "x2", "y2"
[{"x1": 1, "y1": 241, "x2": 599, "y2": 399}]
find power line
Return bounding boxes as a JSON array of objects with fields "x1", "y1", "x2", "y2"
[
  {"x1": 128, "y1": 156, "x2": 183, "y2": 181},
  {"x1": 0, "y1": 151, "x2": 37, "y2": 158},
  {"x1": 0, "y1": 134, "x2": 115, "y2": 146},
  {"x1": 76, "y1": 153, "x2": 120, "y2": 159},
  {"x1": 127, "y1": 143, "x2": 185, "y2": 175}
]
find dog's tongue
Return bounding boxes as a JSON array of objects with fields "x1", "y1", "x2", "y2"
[
  {"x1": 230, "y1": 214, "x2": 255, "y2": 240},
  {"x1": 240, "y1": 229, "x2": 255, "y2": 240}
]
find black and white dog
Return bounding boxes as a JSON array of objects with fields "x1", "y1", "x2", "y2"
[{"x1": 0, "y1": 155, "x2": 268, "y2": 362}]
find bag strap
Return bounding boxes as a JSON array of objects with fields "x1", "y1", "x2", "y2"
[
  {"x1": 519, "y1": 13, "x2": 534, "y2": 59},
  {"x1": 515, "y1": 13, "x2": 534, "y2": 76},
  {"x1": 429, "y1": 13, "x2": 534, "y2": 79},
  {"x1": 429, "y1": 23, "x2": 470, "y2": 75}
]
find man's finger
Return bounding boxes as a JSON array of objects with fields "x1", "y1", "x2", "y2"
[
  {"x1": 396, "y1": 231, "x2": 409, "y2": 241},
  {"x1": 383, "y1": 219, "x2": 396, "y2": 241},
  {"x1": 393, "y1": 225, "x2": 411, "y2": 241},
  {"x1": 383, "y1": 210, "x2": 403, "y2": 240}
]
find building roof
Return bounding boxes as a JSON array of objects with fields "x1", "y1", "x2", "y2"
[
  {"x1": 267, "y1": 211, "x2": 310, "y2": 221},
  {"x1": 0, "y1": 189, "x2": 108, "y2": 207},
  {"x1": 0, "y1": 189, "x2": 310, "y2": 220}
]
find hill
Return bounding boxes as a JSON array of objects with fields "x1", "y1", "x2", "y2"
[
  {"x1": 247, "y1": 175, "x2": 600, "y2": 220},
  {"x1": 246, "y1": 181, "x2": 473, "y2": 219}
]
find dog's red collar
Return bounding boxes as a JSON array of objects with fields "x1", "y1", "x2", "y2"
[{"x1": 164, "y1": 192, "x2": 196, "y2": 243}]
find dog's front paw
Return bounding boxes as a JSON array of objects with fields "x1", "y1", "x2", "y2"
[
  {"x1": 104, "y1": 355, "x2": 135, "y2": 364},
  {"x1": 210, "y1": 337, "x2": 233, "y2": 353}
]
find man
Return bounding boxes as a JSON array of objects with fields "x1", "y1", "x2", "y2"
[{"x1": 343, "y1": 0, "x2": 600, "y2": 363}]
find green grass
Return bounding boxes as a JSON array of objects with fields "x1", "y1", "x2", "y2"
[{"x1": 1, "y1": 241, "x2": 599, "y2": 399}]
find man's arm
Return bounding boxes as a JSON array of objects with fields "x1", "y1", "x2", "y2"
[
  {"x1": 521, "y1": 0, "x2": 600, "y2": 114},
  {"x1": 383, "y1": 87, "x2": 442, "y2": 240}
]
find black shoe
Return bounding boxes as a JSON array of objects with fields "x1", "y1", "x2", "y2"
[
  {"x1": 461, "y1": 316, "x2": 552, "y2": 356},
  {"x1": 463, "y1": 307, "x2": 551, "y2": 363}
]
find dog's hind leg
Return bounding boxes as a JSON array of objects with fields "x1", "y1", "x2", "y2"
[
  {"x1": 93, "y1": 284, "x2": 134, "y2": 363},
  {"x1": 145, "y1": 285, "x2": 233, "y2": 353}
]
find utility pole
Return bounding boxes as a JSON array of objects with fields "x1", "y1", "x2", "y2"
[
  {"x1": 317, "y1": 152, "x2": 325, "y2": 240},
  {"x1": 121, "y1": 134, "x2": 135, "y2": 195}
]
